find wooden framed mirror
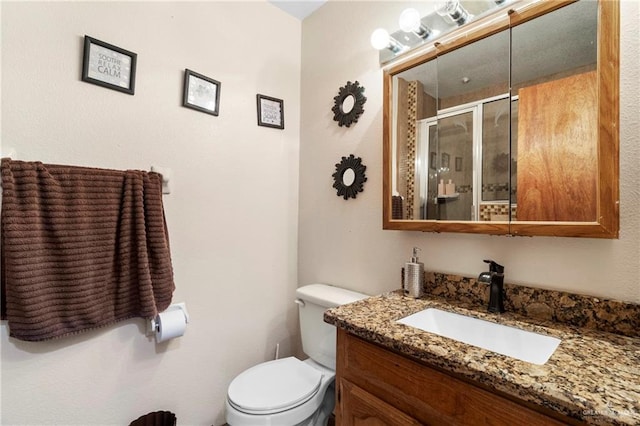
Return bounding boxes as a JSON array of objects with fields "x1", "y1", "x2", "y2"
[{"x1": 382, "y1": 0, "x2": 619, "y2": 238}]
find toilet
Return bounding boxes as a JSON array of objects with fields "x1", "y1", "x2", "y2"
[{"x1": 225, "y1": 284, "x2": 368, "y2": 426}]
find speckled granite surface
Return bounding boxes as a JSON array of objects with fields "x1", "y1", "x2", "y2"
[
  {"x1": 325, "y1": 291, "x2": 640, "y2": 426},
  {"x1": 425, "y1": 272, "x2": 640, "y2": 338}
]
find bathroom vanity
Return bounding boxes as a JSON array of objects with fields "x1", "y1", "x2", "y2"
[
  {"x1": 336, "y1": 330, "x2": 567, "y2": 425},
  {"x1": 325, "y1": 290, "x2": 640, "y2": 426}
]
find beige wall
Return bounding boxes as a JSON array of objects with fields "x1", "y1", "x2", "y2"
[
  {"x1": 299, "y1": 1, "x2": 639, "y2": 302},
  {"x1": 1, "y1": 1, "x2": 638, "y2": 425},
  {"x1": 1, "y1": 1, "x2": 301, "y2": 425}
]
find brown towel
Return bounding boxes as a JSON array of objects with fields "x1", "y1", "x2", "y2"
[
  {"x1": 392, "y1": 195, "x2": 404, "y2": 220},
  {"x1": 1, "y1": 158, "x2": 175, "y2": 341}
]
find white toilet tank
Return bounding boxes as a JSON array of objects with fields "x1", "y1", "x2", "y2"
[{"x1": 295, "y1": 284, "x2": 368, "y2": 370}]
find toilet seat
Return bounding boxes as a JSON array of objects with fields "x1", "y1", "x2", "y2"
[{"x1": 227, "y1": 357, "x2": 323, "y2": 415}]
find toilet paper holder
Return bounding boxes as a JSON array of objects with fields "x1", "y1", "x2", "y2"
[{"x1": 148, "y1": 302, "x2": 190, "y2": 335}]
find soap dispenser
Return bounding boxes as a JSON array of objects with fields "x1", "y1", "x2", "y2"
[{"x1": 403, "y1": 247, "x2": 424, "y2": 298}]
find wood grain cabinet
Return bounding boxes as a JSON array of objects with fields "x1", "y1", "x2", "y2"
[
  {"x1": 335, "y1": 329, "x2": 576, "y2": 426},
  {"x1": 516, "y1": 70, "x2": 598, "y2": 222},
  {"x1": 339, "y1": 378, "x2": 422, "y2": 426}
]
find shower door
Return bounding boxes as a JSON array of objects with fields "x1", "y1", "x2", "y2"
[
  {"x1": 418, "y1": 95, "x2": 515, "y2": 222},
  {"x1": 418, "y1": 110, "x2": 476, "y2": 221},
  {"x1": 436, "y1": 110, "x2": 475, "y2": 220}
]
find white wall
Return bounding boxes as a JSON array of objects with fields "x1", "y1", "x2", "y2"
[
  {"x1": 1, "y1": 2, "x2": 301, "y2": 425},
  {"x1": 1, "y1": 1, "x2": 638, "y2": 424},
  {"x1": 299, "y1": 1, "x2": 640, "y2": 303}
]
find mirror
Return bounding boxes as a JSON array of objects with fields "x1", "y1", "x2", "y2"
[
  {"x1": 342, "y1": 95, "x2": 355, "y2": 114},
  {"x1": 332, "y1": 154, "x2": 368, "y2": 200},
  {"x1": 332, "y1": 81, "x2": 367, "y2": 127},
  {"x1": 383, "y1": 0, "x2": 619, "y2": 238},
  {"x1": 343, "y1": 168, "x2": 356, "y2": 186}
]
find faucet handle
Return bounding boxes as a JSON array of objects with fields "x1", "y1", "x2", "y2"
[{"x1": 483, "y1": 259, "x2": 504, "y2": 274}]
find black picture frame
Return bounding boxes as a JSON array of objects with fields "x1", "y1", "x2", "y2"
[
  {"x1": 182, "y1": 69, "x2": 221, "y2": 116},
  {"x1": 82, "y1": 35, "x2": 137, "y2": 95},
  {"x1": 455, "y1": 156, "x2": 463, "y2": 172},
  {"x1": 256, "y1": 94, "x2": 284, "y2": 129},
  {"x1": 441, "y1": 153, "x2": 450, "y2": 169}
]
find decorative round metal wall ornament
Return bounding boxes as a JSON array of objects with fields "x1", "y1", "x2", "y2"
[
  {"x1": 332, "y1": 154, "x2": 367, "y2": 200},
  {"x1": 331, "y1": 81, "x2": 366, "y2": 127}
]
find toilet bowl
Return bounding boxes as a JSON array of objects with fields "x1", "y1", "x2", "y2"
[
  {"x1": 225, "y1": 357, "x2": 335, "y2": 426},
  {"x1": 225, "y1": 284, "x2": 368, "y2": 426}
]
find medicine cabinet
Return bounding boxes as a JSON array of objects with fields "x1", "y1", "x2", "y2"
[{"x1": 382, "y1": 0, "x2": 619, "y2": 238}]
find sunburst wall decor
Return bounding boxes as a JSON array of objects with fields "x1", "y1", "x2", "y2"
[
  {"x1": 331, "y1": 81, "x2": 366, "y2": 127},
  {"x1": 332, "y1": 154, "x2": 367, "y2": 200}
]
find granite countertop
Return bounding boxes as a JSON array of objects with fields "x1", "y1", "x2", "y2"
[{"x1": 325, "y1": 290, "x2": 640, "y2": 426}]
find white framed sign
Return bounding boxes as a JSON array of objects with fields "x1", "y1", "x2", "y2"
[
  {"x1": 82, "y1": 35, "x2": 137, "y2": 95},
  {"x1": 182, "y1": 69, "x2": 221, "y2": 116},
  {"x1": 256, "y1": 94, "x2": 284, "y2": 129}
]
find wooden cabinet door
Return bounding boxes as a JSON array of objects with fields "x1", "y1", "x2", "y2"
[
  {"x1": 337, "y1": 329, "x2": 574, "y2": 426},
  {"x1": 337, "y1": 378, "x2": 423, "y2": 426},
  {"x1": 516, "y1": 70, "x2": 597, "y2": 221}
]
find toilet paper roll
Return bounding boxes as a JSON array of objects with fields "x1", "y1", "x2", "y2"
[{"x1": 155, "y1": 308, "x2": 187, "y2": 343}]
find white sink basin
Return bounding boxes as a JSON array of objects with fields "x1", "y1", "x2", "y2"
[{"x1": 397, "y1": 308, "x2": 561, "y2": 365}]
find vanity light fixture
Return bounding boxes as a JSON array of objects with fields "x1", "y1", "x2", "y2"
[
  {"x1": 399, "y1": 8, "x2": 432, "y2": 39},
  {"x1": 370, "y1": 28, "x2": 406, "y2": 53},
  {"x1": 373, "y1": 0, "x2": 510, "y2": 65},
  {"x1": 436, "y1": 0, "x2": 472, "y2": 26}
]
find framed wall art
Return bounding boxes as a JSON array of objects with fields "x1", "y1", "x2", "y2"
[
  {"x1": 441, "y1": 153, "x2": 450, "y2": 169},
  {"x1": 82, "y1": 35, "x2": 137, "y2": 95},
  {"x1": 183, "y1": 69, "x2": 221, "y2": 116},
  {"x1": 256, "y1": 94, "x2": 284, "y2": 129}
]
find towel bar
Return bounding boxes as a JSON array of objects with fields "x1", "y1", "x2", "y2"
[
  {"x1": 0, "y1": 148, "x2": 17, "y2": 189},
  {"x1": 0, "y1": 157, "x2": 172, "y2": 194},
  {"x1": 151, "y1": 165, "x2": 172, "y2": 194}
]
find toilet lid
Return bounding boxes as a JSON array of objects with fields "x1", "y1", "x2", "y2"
[{"x1": 227, "y1": 357, "x2": 322, "y2": 414}]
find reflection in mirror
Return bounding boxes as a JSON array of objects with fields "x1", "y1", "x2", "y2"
[
  {"x1": 392, "y1": 59, "x2": 437, "y2": 220},
  {"x1": 481, "y1": 98, "x2": 516, "y2": 221},
  {"x1": 436, "y1": 111, "x2": 473, "y2": 220},
  {"x1": 436, "y1": 29, "x2": 510, "y2": 222},
  {"x1": 511, "y1": 0, "x2": 598, "y2": 222},
  {"x1": 342, "y1": 168, "x2": 356, "y2": 186},
  {"x1": 392, "y1": 29, "x2": 510, "y2": 222},
  {"x1": 482, "y1": 99, "x2": 511, "y2": 203},
  {"x1": 341, "y1": 95, "x2": 355, "y2": 114},
  {"x1": 383, "y1": 0, "x2": 619, "y2": 238}
]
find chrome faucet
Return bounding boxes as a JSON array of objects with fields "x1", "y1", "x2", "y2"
[{"x1": 478, "y1": 259, "x2": 505, "y2": 313}]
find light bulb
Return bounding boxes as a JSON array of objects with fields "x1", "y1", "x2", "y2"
[
  {"x1": 399, "y1": 8, "x2": 422, "y2": 33},
  {"x1": 371, "y1": 28, "x2": 406, "y2": 53},
  {"x1": 370, "y1": 28, "x2": 391, "y2": 50},
  {"x1": 435, "y1": 0, "x2": 459, "y2": 17},
  {"x1": 435, "y1": 0, "x2": 471, "y2": 26},
  {"x1": 399, "y1": 8, "x2": 432, "y2": 39}
]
